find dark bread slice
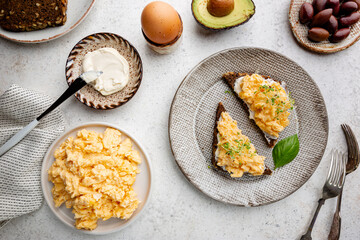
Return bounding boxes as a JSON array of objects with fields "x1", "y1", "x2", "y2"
[
  {"x1": 222, "y1": 72, "x2": 281, "y2": 148},
  {"x1": 212, "y1": 102, "x2": 227, "y2": 172},
  {"x1": 212, "y1": 102, "x2": 272, "y2": 176},
  {"x1": 0, "y1": 0, "x2": 67, "y2": 32}
]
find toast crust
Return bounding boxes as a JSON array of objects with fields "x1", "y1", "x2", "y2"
[
  {"x1": 222, "y1": 72, "x2": 278, "y2": 148},
  {"x1": 212, "y1": 102, "x2": 272, "y2": 176},
  {"x1": 212, "y1": 102, "x2": 227, "y2": 172}
]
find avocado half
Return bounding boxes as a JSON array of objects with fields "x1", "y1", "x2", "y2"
[{"x1": 192, "y1": 0, "x2": 255, "y2": 30}]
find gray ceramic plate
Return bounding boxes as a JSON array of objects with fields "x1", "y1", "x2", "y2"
[
  {"x1": 289, "y1": 0, "x2": 360, "y2": 54},
  {"x1": 169, "y1": 47, "x2": 329, "y2": 206},
  {"x1": 66, "y1": 32, "x2": 143, "y2": 109}
]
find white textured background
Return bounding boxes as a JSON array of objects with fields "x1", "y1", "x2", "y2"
[{"x1": 0, "y1": 0, "x2": 359, "y2": 239}]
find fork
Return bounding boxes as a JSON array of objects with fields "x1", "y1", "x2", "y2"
[
  {"x1": 328, "y1": 124, "x2": 360, "y2": 240},
  {"x1": 300, "y1": 150, "x2": 347, "y2": 240}
]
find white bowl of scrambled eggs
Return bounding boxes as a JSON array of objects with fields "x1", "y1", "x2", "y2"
[{"x1": 41, "y1": 122, "x2": 152, "y2": 235}]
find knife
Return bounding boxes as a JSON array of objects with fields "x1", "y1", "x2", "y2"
[{"x1": 0, "y1": 71, "x2": 102, "y2": 157}]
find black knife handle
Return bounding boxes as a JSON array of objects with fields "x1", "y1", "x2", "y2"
[{"x1": 37, "y1": 77, "x2": 87, "y2": 121}]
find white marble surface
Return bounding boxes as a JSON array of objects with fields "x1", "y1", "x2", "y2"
[{"x1": 0, "y1": 0, "x2": 359, "y2": 239}]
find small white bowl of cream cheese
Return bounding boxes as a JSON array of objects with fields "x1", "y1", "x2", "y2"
[{"x1": 65, "y1": 33, "x2": 143, "y2": 110}]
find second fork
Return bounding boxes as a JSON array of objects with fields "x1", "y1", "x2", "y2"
[{"x1": 300, "y1": 150, "x2": 347, "y2": 240}]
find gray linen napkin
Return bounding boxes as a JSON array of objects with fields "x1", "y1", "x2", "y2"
[{"x1": 0, "y1": 85, "x2": 65, "y2": 228}]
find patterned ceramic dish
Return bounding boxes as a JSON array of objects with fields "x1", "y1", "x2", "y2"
[
  {"x1": 169, "y1": 47, "x2": 329, "y2": 206},
  {"x1": 41, "y1": 122, "x2": 152, "y2": 235},
  {"x1": 65, "y1": 32, "x2": 143, "y2": 110},
  {"x1": 0, "y1": 0, "x2": 95, "y2": 43},
  {"x1": 289, "y1": 0, "x2": 360, "y2": 54}
]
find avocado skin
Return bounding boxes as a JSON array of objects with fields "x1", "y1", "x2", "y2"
[{"x1": 191, "y1": 0, "x2": 256, "y2": 31}]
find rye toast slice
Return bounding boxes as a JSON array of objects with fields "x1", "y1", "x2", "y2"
[
  {"x1": 212, "y1": 102, "x2": 227, "y2": 172},
  {"x1": 212, "y1": 102, "x2": 272, "y2": 176},
  {"x1": 222, "y1": 72, "x2": 280, "y2": 148},
  {"x1": 0, "y1": 0, "x2": 68, "y2": 32}
]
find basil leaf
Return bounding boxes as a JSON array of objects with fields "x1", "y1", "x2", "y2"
[{"x1": 272, "y1": 134, "x2": 299, "y2": 169}]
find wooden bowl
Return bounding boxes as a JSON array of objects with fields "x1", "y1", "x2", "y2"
[{"x1": 289, "y1": 0, "x2": 360, "y2": 54}]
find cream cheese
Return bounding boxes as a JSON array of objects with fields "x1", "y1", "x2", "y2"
[
  {"x1": 83, "y1": 47, "x2": 130, "y2": 96},
  {"x1": 233, "y1": 77, "x2": 244, "y2": 95},
  {"x1": 215, "y1": 116, "x2": 222, "y2": 160},
  {"x1": 234, "y1": 76, "x2": 255, "y2": 120}
]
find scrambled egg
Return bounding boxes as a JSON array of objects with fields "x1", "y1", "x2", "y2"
[
  {"x1": 216, "y1": 112, "x2": 266, "y2": 178},
  {"x1": 238, "y1": 74, "x2": 293, "y2": 138},
  {"x1": 48, "y1": 128, "x2": 141, "y2": 230}
]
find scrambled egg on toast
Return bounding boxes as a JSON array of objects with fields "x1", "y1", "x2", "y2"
[
  {"x1": 223, "y1": 73, "x2": 294, "y2": 147},
  {"x1": 212, "y1": 102, "x2": 272, "y2": 178}
]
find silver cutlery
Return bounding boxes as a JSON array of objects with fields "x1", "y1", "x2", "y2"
[
  {"x1": 300, "y1": 150, "x2": 347, "y2": 240},
  {"x1": 328, "y1": 124, "x2": 359, "y2": 240},
  {"x1": 0, "y1": 71, "x2": 102, "y2": 157}
]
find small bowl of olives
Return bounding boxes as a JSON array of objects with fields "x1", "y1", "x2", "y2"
[{"x1": 289, "y1": 0, "x2": 360, "y2": 53}]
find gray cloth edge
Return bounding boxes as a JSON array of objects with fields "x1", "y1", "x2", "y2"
[{"x1": 0, "y1": 84, "x2": 65, "y2": 225}]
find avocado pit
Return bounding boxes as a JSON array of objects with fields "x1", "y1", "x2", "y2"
[{"x1": 207, "y1": 0, "x2": 234, "y2": 17}]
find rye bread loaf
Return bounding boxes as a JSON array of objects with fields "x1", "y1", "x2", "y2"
[
  {"x1": 222, "y1": 72, "x2": 282, "y2": 148},
  {"x1": 212, "y1": 102, "x2": 272, "y2": 176},
  {"x1": 0, "y1": 0, "x2": 68, "y2": 32}
]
